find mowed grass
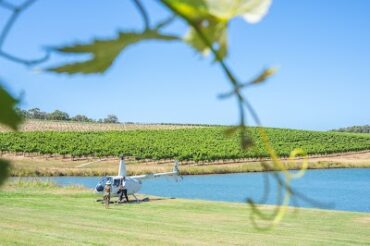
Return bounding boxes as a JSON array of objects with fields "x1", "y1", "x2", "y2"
[{"x1": 0, "y1": 182, "x2": 369, "y2": 245}]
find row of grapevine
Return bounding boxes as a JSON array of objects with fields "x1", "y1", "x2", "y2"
[{"x1": 1, "y1": 127, "x2": 370, "y2": 161}]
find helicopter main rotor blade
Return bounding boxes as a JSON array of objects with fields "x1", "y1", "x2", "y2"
[{"x1": 76, "y1": 158, "x2": 108, "y2": 168}]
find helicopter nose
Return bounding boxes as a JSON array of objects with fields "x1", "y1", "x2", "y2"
[{"x1": 95, "y1": 184, "x2": 104, "y2": 192}]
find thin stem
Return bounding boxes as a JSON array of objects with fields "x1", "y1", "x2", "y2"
[
  {"x1": 154, "y1": 15, "x2": 176, "y2": 30},
  {"x1": 19, "y1": 0, "x2": 37, "y2": 10},
  {"x1": 0, "y1": 50, "x2": 49, "y2": 66},
  {"x1": 238, "y1": 100, "x2": 245, "y2": 126},
  {"x1": 0, "y1": 7, "x2": 18, "y2": 48},
  {"x1": 241, "y1": 95, "x2": 262, "y2": 125},
  {"x1": 0, "y1": 1, "x2": 17, "y2": 11},
  {"x1": 218, "y1": 82, "x2": 253, "y2": 99},
  {"x1": 132, "y1": 0, "x2": 150, "y2": 30},
  {"x1": 0, "y1": 0, "x2": 48, "y2": 66},
  {"x1": 0, "y1": 0, "x2": 36, "y2": 48}
]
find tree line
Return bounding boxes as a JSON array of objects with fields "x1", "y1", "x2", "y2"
[
  {"x1": 333, "y1": 125, "x2": 370, "y2": 133},
  {"x1": 15, "y1": 108, "x2": 119, "y2": 124}
]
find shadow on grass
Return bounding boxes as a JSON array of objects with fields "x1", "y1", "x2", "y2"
[{"x1": 96, "y1": 197, "x2": 176, "y2": 205}]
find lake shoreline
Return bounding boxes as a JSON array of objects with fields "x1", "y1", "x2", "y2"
[
  {"x1": 18, "y1": 168, "x2": 370, "y2": 213},
  {"x1": 9, "y1": 160, "x2": 370, "y2": 177},
  {"x1": 4, "y1": 149, "x2": 370, "y2": 176}
]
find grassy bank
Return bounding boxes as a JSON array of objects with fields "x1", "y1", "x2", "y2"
[
  {"x1": 0, "y1": 181, "x2": 369, "y2": 245},
  {"x1": 7, "y1": 155, "x2": 370, "y2": 176}
]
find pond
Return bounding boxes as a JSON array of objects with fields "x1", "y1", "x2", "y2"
[{"x1": 36, "y1": 168, "x2": 370, "y2": 213}]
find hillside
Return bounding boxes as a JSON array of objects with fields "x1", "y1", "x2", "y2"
[{"x1": 1, "y1": 127, "x2": 370, "y2": 161}]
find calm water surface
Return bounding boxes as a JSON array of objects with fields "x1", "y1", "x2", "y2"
[{"x1": 42, "y1": 168, "x2": 370, "y2": 212}]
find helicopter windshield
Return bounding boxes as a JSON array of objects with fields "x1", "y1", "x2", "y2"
[{"x1": 98, "y1": 177, "x2": 112, "y2": 185}]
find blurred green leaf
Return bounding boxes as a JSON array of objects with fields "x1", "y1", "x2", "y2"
[
  {"x1": 163, "y1": 0, "x2": 272, "y2": 59},
  {"x1": 224, "y1": 126, "x2": 239, "y2": 137},
  {"x1": 0, "y1": 85, "x2": 22, "y2": 130},
  {"x1": 163, "y1": 0, "x2": 227, "y2": 58},
  {"x1": 185, "y1": 19, "x2": 228, "y2": 59},
  {"x1": 48, "y1": 30, "x2": 179, "y2": 74},
  {"x1": 0, "y1": 159, "x2": 10, "y2": 186},
  {"x1": 241, "y1": 134, "x2": 254, "y2": 149},
  {"x1": 224, "y1": 126, "x2": 254, "y2": 148}
]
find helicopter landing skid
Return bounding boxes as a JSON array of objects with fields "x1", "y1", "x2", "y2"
[
  {"x1": 132, "y1": 194, "x2": 139, "y2": 202},
  {"x1": 96, "y1": 196, "x2": 150, "y2": 204}
]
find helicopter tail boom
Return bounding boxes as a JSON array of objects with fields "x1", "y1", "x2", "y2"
[{"x1": 131, "y1": 161, "x2": 181, "y2": 180}]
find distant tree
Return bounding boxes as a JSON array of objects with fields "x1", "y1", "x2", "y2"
[
  {"x1": 47, "y1": 110, "x2": 70, "y2": 121},
  {"x1": 27, "y1": 108, "x2": 47, "y2": 120},
  {"x1": 71, "y1": 114, "x2": 92, "y2": 122},
  {"x1": 103, "y1": 114, "x2": 119, "y2": 124},
  {"x1": 333, "y1": 125, "x2": 370, "y2": 133}
]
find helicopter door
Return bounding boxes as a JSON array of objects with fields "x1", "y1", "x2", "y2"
[{"x1": 112, "y1": 178, "x2": 121, "y2": 194}]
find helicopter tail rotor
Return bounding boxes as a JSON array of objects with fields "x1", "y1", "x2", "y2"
[{"x1": 173, "y1": 160, "x2": 183, "y2": 181}]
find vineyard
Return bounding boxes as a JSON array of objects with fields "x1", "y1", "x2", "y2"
[{"x1": 1, "y1": 127, "x2": 370, "y2": 161}]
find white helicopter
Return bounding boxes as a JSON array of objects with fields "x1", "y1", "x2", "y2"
[{"x1": 95, "y1": 156, "x2": 181, "y2": 201}]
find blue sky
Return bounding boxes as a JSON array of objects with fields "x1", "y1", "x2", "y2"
[{"x1": 1, "y1": 0, "x2": 369, "y2": 130}]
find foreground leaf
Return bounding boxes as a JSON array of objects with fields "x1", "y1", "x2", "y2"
[
  {"x1": 0, "y1": 85, "x2": 22, "y2": 130},
  {"x1": 0, "y1": 159, "x2": 10, "y2": 186},
  {"x1": 48, "y1": 31, "x2": 179, "y2": 74}
]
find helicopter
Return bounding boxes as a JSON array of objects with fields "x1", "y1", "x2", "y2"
[{"x1": 94, "y1": 156, "x2": 181, "y2": 201}]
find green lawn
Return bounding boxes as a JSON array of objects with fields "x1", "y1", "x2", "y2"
[{"x1": 0, "y1": 182, "x2": 369, "y2": 245}]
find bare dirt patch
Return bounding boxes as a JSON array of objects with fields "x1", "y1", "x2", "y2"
[
  {"x1": 0, "y1": 119, "x2": 204, "y2": 132},
  {"x1": 308, "y1": 151, "x2": 370, "y2": 165},
  {"x1": 354, "y1": 216, "x2": 370, "y2": 224}
]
